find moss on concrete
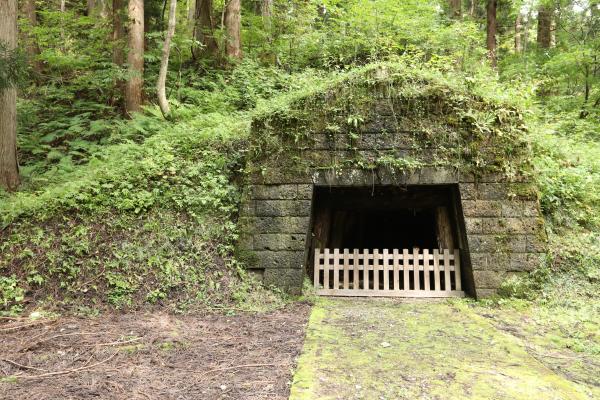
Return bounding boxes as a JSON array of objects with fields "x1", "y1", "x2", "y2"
[{"x1": 290, "y1": 298, "x2": 595, "y2": 400}]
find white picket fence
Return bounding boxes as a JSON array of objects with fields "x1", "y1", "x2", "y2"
[{"x1": 313, "y1": 248, "x2": 464, "y2": 297}]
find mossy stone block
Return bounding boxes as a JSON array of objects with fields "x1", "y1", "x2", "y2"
[
  {"x1": 263, "y1": 268, "x2": 305, "y2": 295},
  {"x1": 255, "y1": 200, "x2": 312, "y2": 217},
  {"x1": 254, "y1": 233, "x2": 306, "y2": 251}
]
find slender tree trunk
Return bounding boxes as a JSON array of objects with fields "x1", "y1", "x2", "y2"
[
  {"x1": 523, "y1": 9, "x2": 532, "y2": 52},
  {"x1": 537, "y1": 5, "x2": 553, "y2": 49},
  {"x1": 193, "y1": 0, "x2": 219, "y2": 59},
  {"x1": 21, "y1": 0, "x2": 42, "y2": 75},
  {"x1": 0, "y1": 0, "x2": 20, "y2": 191},
  {"x1": 584, "y1": 65, "x2": 590, "y2": 103},
  {"x1": 515, "y1": 12, "x2": 523, "y2": 53},
  {"x1": 486, "y1": 0, "x2": 497, "y2": 68},
  {"x1": 157, "y1": 0, "x2": 177, "y2": 118},
  {"x1": 449, "y1": 0, "x2": 461, "y2": 18},
  {"x1": 225, "y1": 0, "x2": 242, "y2": 60},
  {"x1": 59, "y1": 0, "x2": 66, "y2": 48},
  {"x1": 125, "y1": 0, "x2": 144, "y2": 115},
  {"x1": 469, "y1": 0, "x2": 476, "y2": 16}
]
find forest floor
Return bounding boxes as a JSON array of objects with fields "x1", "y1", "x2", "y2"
[
  {"x1": 290, "y1": 298, "x2": 600, "y2": 400},
  {"x1": 0, "y1": 302, "x2": 311, "y2": 400}
]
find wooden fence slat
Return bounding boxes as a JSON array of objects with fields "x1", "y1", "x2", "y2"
[
  {"x1": 393, "y1": 249, "x2": 399, "y2": 291},
  {"x1": 343, "y1": 249, "x2": 350, "y2": 290},
  {"x1": 373, "y1": 249, "x2": 380, "y2": 291},
  {"x1": 413, "y1": 247, "x2": 420, "y2": 291},
  {"x1": 454, "y1": 249, "x2": 462, "y2": 291},
  {"x1": 314, "y1": 248, "x2": 321, "y2": 289},
  {"x1": 383, "y1": 249, "x2": 389, "y2": 291},
  {"x1": 443, "y1": 249, "x2": 451, "y2": 292},
  {"x1": 333, "y1": 248, "x2": 340, "y2": 290},
  {"x1": 433, "y1": 249, "x2": 441, "y2": 291},
  {"x1": 353, "y1": 249, "x2": 360, "y2": 289},
  {"x1": 314, "y1": 248, "x2": 465, "y2": 297},
  {"x1": 403, "y1": 249, "x2": 409, "y2": 290},
  {"x1": 323, "y1": 248, "x2": 330, "y2": 290},
  {"x1": 363, "y1": 249, "x2": 370, "y2": 291},
  {"x1": 423, "y1": 249, "x2": 430, "y2": 292}
]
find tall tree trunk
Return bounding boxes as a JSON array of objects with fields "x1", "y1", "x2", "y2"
[
  {"x1": 515, "y1": 12, "x2": 523, "y2": 53},
  {"x1": 486, "y1": 0, "x2": 497, "y2": 68},
  {"x1": 187, "y1": 0, "x2": 196, "y2": 29},
  {"x1": 469, "y1": 0, "x2": 476, "y2": 16},
  {"x1": 125, "y1": 0, "x2": 144, "y2": 115},
  {"x1": 101, "y1": 0, "x2": 109, "y2": 18},
  {"x1": 87, "y1": 1, "x2": 108, "y2": 18},
  {"x1": 261, "y1": 0, "x2": 272, "y2": 30},
  {"x1": 112, "y1": 0, "x2": 125, "y2": 66},
  {"x1": 537, "y1": 5, "x2": 553, "y2": 49},
  {"x1": 87, "y1": 0, "x2": 96, "y2": 15},
  {"x1": 0, "y1": 0, "x2": 20, "y2": 191},
  {"x1": 193, "y1": 0, "x2": 218, "y2": 59},
  {"x1": 21, "y1": 0, "x2": 42, "y2": 75},
  {"x1": 112, "y1": 0, "x2": 125, "y2": 111},
  {"x1": 449, "y1": 0, "x2": 461, "y2": 18},
  {"x1": 225, "y1": 0, "x2": 242, "y2": 60},
  {"x1": 157, "y1": 0, "x2": 177, "y2": 118},
  {"x1": 60, "y1": 0, "x2": 66, "y2": 12}
]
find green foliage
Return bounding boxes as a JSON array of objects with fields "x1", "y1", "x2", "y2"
[
  {"x1": 0, "y1": 42, "x2": 27, "y2": 89},
  {"x1": 531, "y1": 118, "x2": 600, "y2": 230},
  {"x1": 0, "y1": 276, "x2": 25, "y2": 315},
  {"x1": 246, "y1": 0, "x2": 486, "y2": 71}
]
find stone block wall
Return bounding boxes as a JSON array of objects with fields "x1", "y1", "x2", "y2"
[
  {"x1": 239, "y1": 97, "x2": 546, "y2": 297},
  {"x1": 238, "y1": 184, "x2": 313, "y2": 293},
  {"x1": 239, "y1": 169, "x2": 545, "y2": 297}
]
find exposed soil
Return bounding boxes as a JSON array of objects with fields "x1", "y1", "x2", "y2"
[{"x1": 0, "y1": 303, "x2": 311, "y2": 400}]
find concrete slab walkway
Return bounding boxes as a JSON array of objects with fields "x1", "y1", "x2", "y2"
[{"x1": 290, "y1": 298, "x2": 593, "y2": 400}]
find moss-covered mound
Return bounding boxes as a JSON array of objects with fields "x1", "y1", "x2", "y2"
[{"x1": 249, "y1": 62, "x2": 532, "y2": 182}]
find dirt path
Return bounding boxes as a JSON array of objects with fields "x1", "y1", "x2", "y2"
[
  {"x1": 290, "y1": 298, "x2": 598, "y2": 400},
  {"x1": 0, "y1": 303, "x2": 310, "y2": 400}
]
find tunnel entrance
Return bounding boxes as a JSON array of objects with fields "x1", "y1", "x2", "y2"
[{"x1": 309, "y1": 185, "x2": 469, "y2": 297}]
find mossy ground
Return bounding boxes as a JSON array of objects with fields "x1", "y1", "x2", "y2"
[{"x1": 290, "y1": 298, "x2": 598, "y2": 400}]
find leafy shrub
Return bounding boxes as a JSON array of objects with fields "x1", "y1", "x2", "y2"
[{"x1": 0, "y1": 276, "x2": 25, "y2": 315}]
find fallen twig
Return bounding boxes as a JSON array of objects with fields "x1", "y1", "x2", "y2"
[
  {"x1": 1, "y1": 358, "x2": 47, "y2": 372},
  {"x1": 198, "y1": 363, "x2": 278, "y2": 378},
  {"x1": 0, "y1": 320, "x2": 48, "y2": 333},
  {"x1": 0, "y1": 316, "x2": 24, "y2": 321},
  {"x1": 19, "y1": 332, "x2": 102, "y2": 352},
  {"x1": 14, "y1": 352, "x2": 117, "y2": 380},
  {"x1": 85, "y1": 337, "x2": 142, "y2": 347}
]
